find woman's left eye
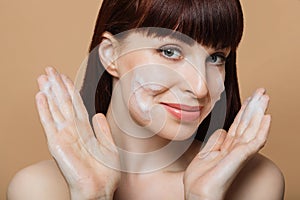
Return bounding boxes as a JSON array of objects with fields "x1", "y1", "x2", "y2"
[
  {"x1": 158, "y1": 46, "x2": 183, "y2": 60},
  {"x1": 206, "y1": 53, "x2": 227, "y2": 66}
]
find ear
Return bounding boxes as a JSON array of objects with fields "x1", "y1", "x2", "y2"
[{"x1": 98, "y1": 32, "x2": 119, "y2": 78}]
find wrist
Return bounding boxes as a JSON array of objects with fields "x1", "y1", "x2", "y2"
[{"x1": 183, "y1": 180, "x2": 225, "y2": 200}]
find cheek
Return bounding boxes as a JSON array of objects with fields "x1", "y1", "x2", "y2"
[
  {"x1": 116, "y1": 51, "x2": 153, "y2": 76},
  {"x1": 128, "y1": 86, "x2": 153, "y2": 124},
  {"x1": 124, "y1": 71, "x2": 169, "y2": 126},
  {"x1": 116, "y1": 51, "x2": 177, "y2": 126}
]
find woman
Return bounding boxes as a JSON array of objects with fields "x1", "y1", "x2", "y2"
[{"x1": 8, "y1": 0, "x2": 285, "y2": 199}]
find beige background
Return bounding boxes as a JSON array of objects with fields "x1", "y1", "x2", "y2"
[{"x1": 1, "y1": 0, "x2": 299, "y2": 199}]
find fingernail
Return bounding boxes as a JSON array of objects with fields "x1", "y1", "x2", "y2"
[
  {"x1": 252, "y1": 88, "x2": 265, "y2": 102},
  {"x1": 257, "y1": 88, "x2": 266, "y2": 94}
]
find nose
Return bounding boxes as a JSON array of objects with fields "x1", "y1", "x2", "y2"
[{"x1": 178, "y1": 62, "x2": 209, "y2": 100}]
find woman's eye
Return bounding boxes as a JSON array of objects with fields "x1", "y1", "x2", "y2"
[
  {"x1": 158, "y1": 46, "x2": 183, "y2": 60},
  {"x1": 206, "y1": 54, "x2": 227, "y2": 66}
]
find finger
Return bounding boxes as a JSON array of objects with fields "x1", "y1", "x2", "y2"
[
  {"x1": 37, "y1": 75, "x2": 65, "y2": 123},
  {"x1": 48, "y1": 73, "x2": 98, "y2": 146},
  {"x1": 223, "y1": 88, "x2": 265, "y2": 151},
  {"x1": 61, "y1": 74, "x2": 75, "y2": 93},
  {"x1": 242, "y1": 94, "x2": 270, "y2": 142},
  {"x1": 46, "y1": 67, "x2": 74, "y2": 119},
  {"x1": 37, "y1": 74, "x2": 49, "y2": 91},
  {"x1": 235, "y1": 88, "x2": 266, "y2": 136},
  {"x1": 92, "y1": 113, "x2": 117, "y2": 152},
  {"x1": 215, "y1": 116, "x2": 271, "y2": 181},
  {"x1": 207, "y1": 115, "x2": 271, "y2": 186},
  {"x1": 248, "y1": 114, "x2": 271, "y2": 151},
  {"x1": 256, "y1": 114, "x2": 271, "y2": 144},
  {"x1": 219, "y1": 115, "x2": 271, "y2": 178},
  {"x1": 60, "y1": 74, "x2": 89, "y2": 121},
  {"x1": 77, "y1": 114, "x2": 119, "y2": 169},
  {"x1": 222, "y1": 97, "x2": 251, "y2": 151},
  {"x1": 60, "y1": 74, "x2": 98, "y2": 149},
  {"x1": 35, "y1": 92, "x2": 57, "y2": 141},
  {"x1": 198, "y1": 129, "x2": 226, "y2": 158},
  {"x1": 227, "y1": 97, "x2": 251, "y2": 137}
]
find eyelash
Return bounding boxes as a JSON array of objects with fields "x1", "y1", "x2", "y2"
[
  {"x1": 206, "y1": 53, "x2": 227, "y2": 67},
  {"x1": 157, "y1": 46, "x2": 183, "y2": 61},
  {"x1": 156, "y1": 45, "x2": 228, "y2": 67}
]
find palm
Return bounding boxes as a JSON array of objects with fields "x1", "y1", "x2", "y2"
[
  {"x1": 184, "y1": 89, "x2": 271, "y2": 200},
  {"x1": 52, "y1": 122, "x2": 119, "y2": 197},
  {"x1": 35, "y1": 67, "x2": 120, "y2": 199}
]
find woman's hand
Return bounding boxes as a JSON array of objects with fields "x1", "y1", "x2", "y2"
[
  {"x1": 35, "y1": 67, "x2": 120, "y2": 200},
  {"x1": 183, "y1": 88, "x2": 271, "y2": 200}
]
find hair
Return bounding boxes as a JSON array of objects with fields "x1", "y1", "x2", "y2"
[{"x1": 81, "y1": 0, "x2": 244, "y2": 141}]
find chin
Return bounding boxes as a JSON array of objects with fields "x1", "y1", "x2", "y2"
[{"x1": 154, "y1": 120, "x2": 199, "y2": 141}]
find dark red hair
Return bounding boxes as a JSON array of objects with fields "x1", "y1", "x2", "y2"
[{"x1": 81, "y1": 0, "x2": 244, "y2": 141}]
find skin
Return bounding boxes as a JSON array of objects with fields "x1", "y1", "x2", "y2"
[
  {"x1": 102, "y1": 32, "x2": 228, "y2": 172},
  {"x1": 108, "y1": 32, "x2": 226, "y2": 143},
  {"x1": 7, "y1": 32, "x2": 285, "y2": 200}
]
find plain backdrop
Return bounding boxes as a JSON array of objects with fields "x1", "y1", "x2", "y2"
[{"x1": 1, "y1": 0, "x2": 299, "y2": 199}]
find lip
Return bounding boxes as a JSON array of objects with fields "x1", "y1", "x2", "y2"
[{"x1": 161, "y1": 103, "x2": 203, "y2": 122}]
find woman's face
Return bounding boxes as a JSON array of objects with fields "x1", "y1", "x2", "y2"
[{"x1": 109, "y1": 30, "x2": 230, "y2": 141}]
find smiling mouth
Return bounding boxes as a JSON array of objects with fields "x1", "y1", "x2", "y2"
[{"x1": 160, "y1": 103, "x2": 203, "y2": 122}]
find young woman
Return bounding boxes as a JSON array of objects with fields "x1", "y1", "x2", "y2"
[{"x1": 8, "y1": 0, "x2": 285, "y2": 199}]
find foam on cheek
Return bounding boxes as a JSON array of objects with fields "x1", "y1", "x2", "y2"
[
  {"x1": 134, "y1": 73, "x2": 165, "y2": 92},
  {"x1": 131, "y1": 73, "x2": 164, "y2": 120},
  {"x1": 206, "y1": 67, "x2": 225, "y2": 104},
  {"x1": 132, "y1": 75, "x2": 151, "y2": 119}
]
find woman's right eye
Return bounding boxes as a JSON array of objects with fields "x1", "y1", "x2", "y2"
[{"x1": 157, "y1": 46, "x2": 183, "y2": 61}]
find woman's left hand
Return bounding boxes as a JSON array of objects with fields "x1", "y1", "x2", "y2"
[{"x1": 183, "y1": 88, "x2": 271, "y2": 200}]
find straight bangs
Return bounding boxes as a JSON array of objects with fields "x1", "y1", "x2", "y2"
[{"x1": 133, "y1": 0, "x2": 244, "y2": 50}]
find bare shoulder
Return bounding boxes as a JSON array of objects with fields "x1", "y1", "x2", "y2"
[
  {"x1": 226, "y1": 153, "x2": 285, "y2": 200},
  {"x1": 7, "y1": 160, "x2": 70, "y2": 200}
]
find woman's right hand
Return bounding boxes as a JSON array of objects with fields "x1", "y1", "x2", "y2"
[
  {"x1": 35, "y1": 67, "x2": 120, "y2": 200},
  {"x1": 183, "y1": 88, "x2": 271, "y2": 200}
]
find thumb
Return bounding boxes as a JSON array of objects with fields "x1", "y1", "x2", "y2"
[
  {"x1": 187, "y1": 130, "x2": 227, "y2": 174},
  {"x1": 92, "y1": 113, "x2": 116, "y2": 148}
]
